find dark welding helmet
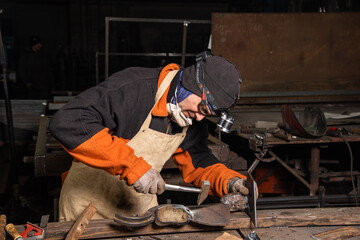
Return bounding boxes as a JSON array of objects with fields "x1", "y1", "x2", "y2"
[{"x1": 182, "y1": 51, "x2": 242, "y2": 133}]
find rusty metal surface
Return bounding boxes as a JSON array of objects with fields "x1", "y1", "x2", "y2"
[
  {"x1": 212, "y1": 13, "x2": 360, "y2": 104},
  {"x1": 191, "y1": 203, "x2": 230, "y2": 226}
]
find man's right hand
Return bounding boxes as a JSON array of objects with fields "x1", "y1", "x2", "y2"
[{"x1": 132, "y1": 168, "x2": 165, "y2": 194}]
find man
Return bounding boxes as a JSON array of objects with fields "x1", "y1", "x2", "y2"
[{"x1": 49, "y1": 52, "x2": 250, "y2": 222}]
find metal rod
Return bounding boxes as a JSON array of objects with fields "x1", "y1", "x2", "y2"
[
  {"x1": 104, "y1": 16, "x2": 211, "y2": 79},
  {"x1": 181, "y1": 21, "x2": 189, "y2": 66},
  {"x1": 165, "y1": 184, "x2": 201, "y2": 193},
  {"x1": 310, "y1": 146, "x2": 320, "y2": 196},
  {"x1": 269, "y1": 150, "x2": 311, "y2": 190},
  {"x1": 106, "y1": 16, "x2": 211, "y2": 24},
  {"x1": 248, "y1": 159, "x2": 260, "y2": 174},
  {"x1": 0, "y1": 25, "x2": 16, "y2": 167},
  {"x1": 95, "y1": 52, "x2": 99, "y2": 85},
  {"x1": 240, "y1": 89, "x2": 360, "y2": 97},
  {"x1": 98, "y1": 52, "x2": 196, "y2": 57},
  {"x1": 105, "y1": 17, "x2": 109, "y2": 79}
]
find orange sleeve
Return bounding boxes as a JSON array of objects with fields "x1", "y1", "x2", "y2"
[
  {"x1": 63, "y1": 128, "x2": 151, "y2": 185},
  {"x1": 172, "y1": 148, "x2": 246, "y2": 198}
]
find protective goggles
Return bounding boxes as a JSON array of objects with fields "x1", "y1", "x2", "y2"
[
  {"x1": 198, "y1": 86, "x2": 237, "y2": 117},
  {"x1": 198, "y1": 102, "x2": 216, "y2": 116}
]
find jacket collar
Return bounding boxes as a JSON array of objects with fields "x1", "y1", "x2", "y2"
[{"x1": 152, "y1": 64, "x2": 180, "y2": 117}]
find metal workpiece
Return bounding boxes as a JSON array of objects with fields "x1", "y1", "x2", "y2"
[
  {"x1": 245, "y1": 172, "x2": 258, "y2": 228},
  {"x1": 114, "y1": 203, "x2": 230, "y2": 227}
]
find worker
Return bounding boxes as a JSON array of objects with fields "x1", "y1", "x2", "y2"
[{"x1": 49, "y1": 51, "x2": 253, "y2": 222}]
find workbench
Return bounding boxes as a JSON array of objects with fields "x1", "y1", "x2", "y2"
[
  {"x1": 207, "y1": 103, "x2": 360, "y2": 206},
  {"x1": 12, "y1": 207, "x2": 360, "y2": 240}
]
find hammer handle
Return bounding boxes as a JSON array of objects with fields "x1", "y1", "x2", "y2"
[
  {"x1": 5, "y1": 224, "x2": 23, "y2": 240},
  {"x1": 0, "y1": 215, "x2": 6, "y2": 240},
  {"x1": 165, "y1": 184, "x2": 201, "y2": 193}
]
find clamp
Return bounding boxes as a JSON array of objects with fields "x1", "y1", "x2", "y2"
[{"x1": 20, "y1": 222, "x2": 45, "y2": 240}]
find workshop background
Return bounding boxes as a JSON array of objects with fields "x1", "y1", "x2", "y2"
[{"x1": 1, "y1": 0, "x2": 360, "y2": 228}]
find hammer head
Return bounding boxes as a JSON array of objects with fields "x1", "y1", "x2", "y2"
[{"x1": 197, "y1": 180, "x2": 211, "y2": 205}]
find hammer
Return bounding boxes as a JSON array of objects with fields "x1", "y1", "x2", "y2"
[{"x1": 165, "y1": 180, "x2": 210, "y2": 205}]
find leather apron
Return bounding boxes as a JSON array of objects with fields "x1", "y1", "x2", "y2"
[{"x1": 59, "y1": 70, "x2": 188, "y2": 222}]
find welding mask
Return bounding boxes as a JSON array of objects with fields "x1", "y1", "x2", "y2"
[{"x1": 194, "y1": 51, "x2": 239, "y2": 133}]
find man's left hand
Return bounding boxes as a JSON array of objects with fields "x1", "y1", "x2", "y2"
[{"x1": 227, "y1": 178, "x2": 259, "y2": 199}]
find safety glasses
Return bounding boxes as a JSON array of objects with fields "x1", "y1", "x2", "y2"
[
  {"x1": 198, "y1": 88, "x2": 219, "y2": 116},
  {"x1": 198, "y1": 101, "x2": 217, "y2": 116}
]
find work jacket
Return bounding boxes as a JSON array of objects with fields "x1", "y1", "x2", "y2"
[{"x1": 49, "y1": 64, "x2": 244, "y2": 198}]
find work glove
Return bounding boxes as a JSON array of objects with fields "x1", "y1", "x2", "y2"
[
  {"x1": 133, "y1": 168, "x2": 166, "y2": 194},
  {"x1": 227, "y1": 177, "x2": 259, "y2": 199}
]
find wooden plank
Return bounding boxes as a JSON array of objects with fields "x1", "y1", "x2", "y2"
[
  {"x1": 14, "y1": 207, "x2": 360, "y2": 239},
  {"x1": 312, "y1": 226, "x2": 360, "y2": 240},
  {"x1": 241, "y1": 226, "x2": 360, "y2": 240},
  {"x1": 255, "y1": 207, "x2": 360, "y2": 228},
  {"x1": 212, "y1": 13, "x2": 360, "y2": 104},
  {"x1": 94, "y1": 230, "x2": 242, "y2": 240}
]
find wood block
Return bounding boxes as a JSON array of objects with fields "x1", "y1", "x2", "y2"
[{"x1": 312, "y1": 226, "x2": 360, "y2": 240}]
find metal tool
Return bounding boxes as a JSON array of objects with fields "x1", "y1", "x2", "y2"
[
  {"x1": 245, "y1": 171, "x2": 257, "y2": 228},
  {"x1": 165, "y1": 180, "x2": 210, "y2": 205},
  {"x1": 114, "y1": 203, "x2": 230, "y2": 227},
  {"x1": 220, "y1": 171, "x2": 258, "y2": 227},
  {"x1": 1, "y1": 214, "x2": 6, "y2": 240},
  {"x1": 5, "y1": 223, "x2": 22, "y2": 240},
  {"x1": 244, "y1": 231, "x2": 261, "y2": 240},
  {"x1": 5, "y1": 215, "x2": 48, "y2": 240},
  {"x1": 20, "y1": 222, "x2": 45, "y2": 240}
]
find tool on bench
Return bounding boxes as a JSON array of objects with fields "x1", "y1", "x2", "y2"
[
  {"x1": 19, "y1": 222, "x2": 44, "y2": 240},
  {"x1": 1, "y1": 214, "x2": 6, "y2": 240},
  {"x1": 114, "y1": 180, "x2": 228, "y2": 227},
  {"x1": 165, "y1": 180, "x2": 210, "y2": 205},
  {"x1": 327, "y1": 127, "x2": 349, "y2": 137},
  {"x1": 6, "y1": 215, "x2": 49, "y2": 240},
  {"x1": 244, "y1": 231, "x2": 261, "y2": 240},
  {"x1": 114, "y1": 203, "x2": 230, "y2": 227},
  {"x1": 221, "y1": 172, "x2": 258, "y2": 227},
  {"x1": 246, "y1": 172, "x2": 258, "y2": 228},
  {"x1": 5, "y1": 223, "x2": 22, "y2": 240}
]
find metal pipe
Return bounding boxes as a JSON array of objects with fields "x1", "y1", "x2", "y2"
[
  {"x1": 310, "y1": 146, "x2": 320, "y2": 196},
  {"x1": 95, "y1": 52, "x2": 99, "y2": 85},
  {"x1": 104, "y1": 17, "x2": 211, "y2": 79},
  {"x1": 0, "y1": 25, "x2": 16, "y2": 167},
  {"x1": 105, "y1": 17, "x2": 109, "y2": 79},
  {"x1": 98, "y1": 52, "x2": 196, "y2": 57},
  {"x1": 269, "y1": 150, "x2": 311, "y2": 190},
  {"x1": 181, "y1": 21, "x2": 189, "y2": 66},
  {"x1": 165, "y1": 184, "x2": 201, "y2": 193},
  {"x1": 106, "y1": 17, "x2": 211, "y2": 24}
]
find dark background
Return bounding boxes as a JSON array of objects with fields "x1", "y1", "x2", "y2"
[{"x1": 1, "y1": 0, "x2": 359, "y2": 98}]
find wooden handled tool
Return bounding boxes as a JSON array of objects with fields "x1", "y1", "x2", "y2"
[
  {"x1": 5, "y1": 223, "x2": 23, "y2": 240},
  {"x1": 165, "y1": 180, "x2": 210, "y2": 205},
  {"x1": 0, "y1": 215, "x2": 6, "y2": 240}
]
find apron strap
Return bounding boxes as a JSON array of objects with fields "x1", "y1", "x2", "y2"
[{"x1": 140, "y1": 70, "x2": 179, "y2": 131}]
